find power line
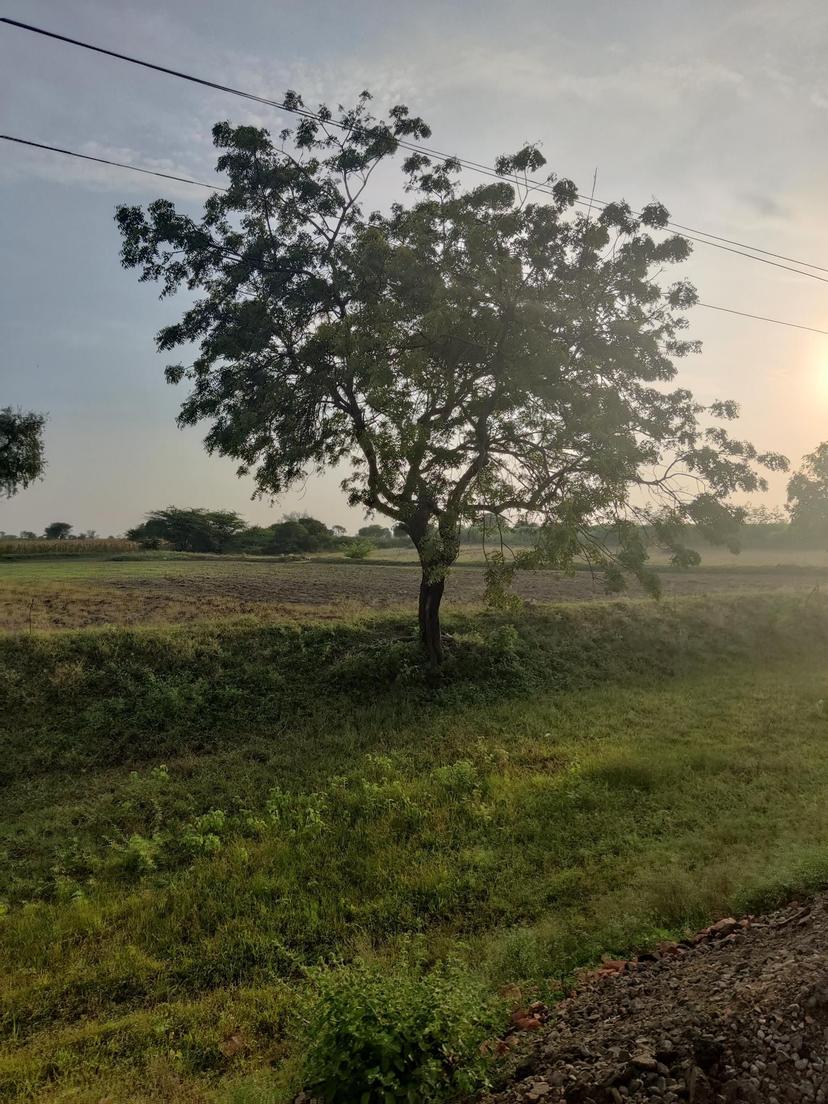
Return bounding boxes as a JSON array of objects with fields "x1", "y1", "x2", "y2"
[
  {"x1": 696, "y1": 302, "x2": 828, "y2": 336},
  {"x1": 0, "y1": 134, "x2": 226, "y2": 191},
  {"x1": 4, "y1": 129, "x2": 826, "y2": 338},
  {"x1": 667, "y1": 222, "x2": 828, "y2": 275},
  {"x1": 4, "y1": 14, "x2": 828, "y2": 285}
]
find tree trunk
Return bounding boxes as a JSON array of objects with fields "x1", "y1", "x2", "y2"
[{"x1": 418, "y1": 573, "x2": 445, "y2": 667}]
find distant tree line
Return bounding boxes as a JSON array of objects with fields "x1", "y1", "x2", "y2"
[
  {"x1": 126, "y1": 507, "x2": 378, "y2": 556},
  {"x1": 7, "y1": 440, "x2": 828, "y2": 558},
  {"x1": 0, "y1": 524, "x2": 103, "y2": 540}
]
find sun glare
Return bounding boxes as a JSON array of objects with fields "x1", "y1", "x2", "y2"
[{"x1": 813, "y1": 353, "x2": 828, "y2": 400}]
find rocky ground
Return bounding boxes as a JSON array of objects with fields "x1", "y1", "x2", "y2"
[{"x1": 483, "y1": 896, "x2": 828, "y2": 1104}]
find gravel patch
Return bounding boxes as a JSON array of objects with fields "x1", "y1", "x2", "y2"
[{"x1": 483, "y1": 897, "x2": 828, "y2": 1104}]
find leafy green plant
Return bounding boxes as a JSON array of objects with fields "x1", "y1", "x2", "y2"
[
  {"x1": 179, "y1": 808, "x2": 228, "y2": 856},
  {"x1": 302, "y1": 950, "x2": 505, "y2": 1102},
  {"x1": 431, "y1": 760, "x2": 483, "y2": 800},
  {"x1": 344, "y1": 539, "x2": 374, "y2": 560},
  {"x1": 110, "y1": 833, "x2": 161, "y2": 876},
  {"x1": 267, "y1": 786, "x2": 327, "y2": 836}
]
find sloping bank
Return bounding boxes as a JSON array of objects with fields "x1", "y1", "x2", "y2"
[
  {"x1": 2, "y1": 592, "x2": 827, "y2": 784},
  {"x1": 2, "y1": 593, "x2": 828, "y2": 1102}
]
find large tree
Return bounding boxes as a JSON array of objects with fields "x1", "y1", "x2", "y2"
[
  {"x1": 116, "y1": 94, "x2": 785, "y2": 663},
  {"x1": 0, "y1": 406, "x2": 46, "y2": 498}
]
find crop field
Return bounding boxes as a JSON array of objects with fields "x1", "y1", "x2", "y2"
[
  {"x1": 0, "y1": 538, "x2": 139, "y2": 557},
  {"x1": 2, "y1": 551, "x2": 828, "y2": 632}
]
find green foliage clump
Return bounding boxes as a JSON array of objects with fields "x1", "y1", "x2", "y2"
[
  {"x1": 179, "y1": 809, "x2": 228, "y2": 856},
  {"x1": 302, "y1": 950, "x2": 504, "y2": 1103},
  {"x1": 344, "y1": 538, "x2": 374, "y2": 560},
  {"x1": 257, "y1": 515, "x2": 339, "y2": 555},
  {"x1": 111, "y1": 832, "x2": 161, "y2": 876},
  {"x1": 0, "y1": 406, "x2": 46, "y2": 498},
  {"x1": 787, "y1": 442, "x2": 828, "y2": 541},
  {"x1": 266, "y1": 786, "x2": 327, "y2": 836},
  {"x1": 44, "y1": 520, "x2": 72, "y2": 540}
]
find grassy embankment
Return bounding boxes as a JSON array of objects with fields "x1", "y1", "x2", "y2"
[{"x1": 2, "y1": 595, "x2": 828, "y2": 1100}]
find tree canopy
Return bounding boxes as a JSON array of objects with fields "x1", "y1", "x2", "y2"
[
  {"x1": 116, "y1": 92, "x2": 786, "y2": 662},
  {"x1": 44, "y1": 521, "x2": 72, "y2": 540},
  {"x1": 258, "y1": 515, "x2": 337, "y2": 554},
  {"x1": 128, "y1": 507, "x2": 246, "y2": 553},
  {"x1": 787, "y1": 443, "x2": 828, "y2": 540},
  {"x1": 0, "y1": 407, "x2": 46, "y2": 498}
]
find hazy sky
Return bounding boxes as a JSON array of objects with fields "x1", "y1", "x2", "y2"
[{"x1": 2, "y1": 0, "x2": 828, "y2": 535}]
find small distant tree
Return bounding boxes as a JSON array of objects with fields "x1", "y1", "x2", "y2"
[
  {"x1": 787, "y1": 443, "x2": 828, "y2": 540},
  {"x1": 265, "y1": 515, "x2": 336, "y2": 553},
  {"x1": 45, "y1": 521, "x2": 72, "y2": 540},
  {"x1": 117, "y1": 94, "x2": 786, "y2": 664},
  {"x1": 128, "y1": 507, "x2": 245, "y2": 552},
  {"x1": 20, "y1": 530, "x2": 37, "y2": 540},
  {"x1": 0, "y1": 407, "x2": 46, "y2": 498},
  {"x1": 358, "y1": 524, "x2": 393, "y2": 542}
]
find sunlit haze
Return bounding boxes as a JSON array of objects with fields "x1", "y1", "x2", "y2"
[{"x1": 3, "y1": 0, "x2": 827, "y2": 534}]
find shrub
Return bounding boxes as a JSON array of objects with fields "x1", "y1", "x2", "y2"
[
  {"x1": 109, "y1": 833, "x2": 160, "y2": 876},
  {"x1": 343, "y1": 539, "x2": 374, "y2": 560},
  {"x1": 302, "y1": 950, "x2": 505, "y2": 1102}
]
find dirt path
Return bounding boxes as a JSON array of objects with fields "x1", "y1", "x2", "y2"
[{"x1": 483, "y1": 896, "x2": 828, "y2": 1103}]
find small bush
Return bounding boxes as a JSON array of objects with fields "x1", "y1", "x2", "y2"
[
  {"x1": 431, "y1": 759, "x2": 482, "y2": 799},
  {"x1": 178, "y1": 809, "x2": 228, "y2": 857},
  {"x1": 109, "y1": 833, "x2": 161, "y2": 876},
  {"x1": 302, "y1": 950, "x2": 505, "y2": 1102},
  {"x1": 343, "y1": 539, "x2": 374, "y2": 560}
]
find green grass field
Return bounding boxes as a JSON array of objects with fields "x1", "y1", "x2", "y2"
[{"x1": 3, "y1": 593, "x2": 828, "y2": 1101}]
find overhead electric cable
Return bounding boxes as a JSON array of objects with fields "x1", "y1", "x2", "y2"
[
  {"x1": 0, "y1": 134, "x2": 226, "y2": 191},
  {"x1": 696, "y1": 302, "x2": 828, "y2": 336},
  {"x1": 4, "y1": 130, "x2": 826, "y2": 338},
  {"x1": 4, "y1": 14, "x2": 828, "y2": 284}
]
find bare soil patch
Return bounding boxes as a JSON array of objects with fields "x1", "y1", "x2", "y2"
[
  {"x1": 113, "y1": 562, "x2": 827, "y2": 608},
  {"x1": 1, "y1": 561, "x2": 825, "y2": 631}
]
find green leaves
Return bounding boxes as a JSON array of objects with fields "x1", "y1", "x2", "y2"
[
  {"x1": 302, "y1": 948, "x2": 505, "y2": 1102},
  {"x1": 0, "y1": 406, "x2": 46, "y2": 499},
  {"x1": 787, "y1": 442, "x2": 828, "y2": 539}
]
